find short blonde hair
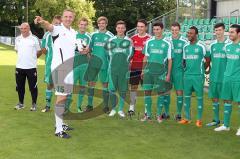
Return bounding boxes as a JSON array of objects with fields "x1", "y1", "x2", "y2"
[
  {"x1": 97, "y1": 16, "x2": 108, "y2": 24},
  {"x1": 63, "y1": 8, "x2": 75, "y2": 16},
  {"x1": 53, "y1": 15, "x2": 62, "y2": 20},
  {"x1": 78, "y1": 17, "x2": 89, "y2": 24}
]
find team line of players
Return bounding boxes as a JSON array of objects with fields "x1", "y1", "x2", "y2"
[{"x1": 37, "y1": 10, "x2": 240, "y2": 138}]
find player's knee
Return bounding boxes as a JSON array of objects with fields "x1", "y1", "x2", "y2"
[
  {"x1": 102, "y1": 83, "x2": 108, "y2": 88},
  {"x1": 144, "y1": 90, "x2": 151, "y2": 96},
  {"x1": 176, "y1": 90, "x2": 183, "y2": 96},
  {"x1": 212, "y1": 98, "x2": 219, "y2": 103},
  {"x1": 56, "y1": 96, "x2": 67, "y2": 104},
  {"x1": 131, "y1": 85, "x2": 138, "y2": 90},
  {"x1": 47, "y1": 84, "x2": 54, "y2": 90}
]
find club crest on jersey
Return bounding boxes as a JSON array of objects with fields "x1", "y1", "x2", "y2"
[
  {"x1": 104, "y1": 37, "x2": 108, "y2": 41},
  {"x1": 236, "y1": 48, "x2": 240, "y2": 52},
  {"x1": 122, "y1": 41, "x2": 130, "y2": 47},
  {"x1": 195, "y1": 48, "x2": 199, "y2": 52},
  {"x1": 178, "y1": 43, "x2": 182, "y2": 47},
  {"x1": 161, "y1": 43, "x2": 166, "y2": 48},
  {"x1": 150, "y1": 44, "x2": 154, "y2": 47}
]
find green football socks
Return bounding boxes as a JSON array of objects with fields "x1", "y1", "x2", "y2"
[
  {"x1": 223, "y1": 103, "x2": 232, "y2": 127},
  {"x1": 45, "y1": 89, "x2": 52, "y2": 107}
]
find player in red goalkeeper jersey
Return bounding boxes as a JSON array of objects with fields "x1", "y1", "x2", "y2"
[{"x1": 128, "y1": 19, "x2": 151, "y2": 115}]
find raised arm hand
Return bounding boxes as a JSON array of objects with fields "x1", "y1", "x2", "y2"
[{"x1": 34, "y1": 16, "x2": 53, "y2": 32}]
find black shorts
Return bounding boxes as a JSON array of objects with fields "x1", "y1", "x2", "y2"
[{"x1": 129, "y1": 69, "x2": 142, "y2": 85}]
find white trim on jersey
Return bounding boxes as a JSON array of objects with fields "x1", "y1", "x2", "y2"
[
  {"x1": 197, "y1": 41, "x2": 207, "y2": 56},
  {"x1": 163, "y1": 38, "x2": 172, "y2": 60},
  {"x1": 124, "y1": 36, "x2": 134, "y2": 61},
  {"x1": 143, "y1": 37, "x2": 155, "y2": 57},
  {"x1": 182, "y1": 41, "x2": 190, "y2": 60}
]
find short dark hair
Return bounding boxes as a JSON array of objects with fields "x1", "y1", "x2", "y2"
[
  {"x1": 53, "y1": 15, "x2": 62, "y2": 21},
  {"x1": 153, "y1": 21, "x2": 164, "y2": 29},
  {"x1": 171, "y1": 22, "x2": 181, "y2": 29},
  {"x1": 230, "y1": 24, "x2": 240, "y2": 33},
  {"x1": 214, "y1": 23, "x2": 225, "y2": 29},
  {"x1": 137, "y1": 19, "x2": 147, "y2": 26},
  {"x1": 189, "y1": 26, "x2": 198, "y2": 34},
  {"x1": 116, "y1": 20, "x2": 126, "y2": 27}
]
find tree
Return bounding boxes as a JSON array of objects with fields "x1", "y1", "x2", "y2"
[
  {"x1": 179, "y1": 0, "x2": 209, "y2": 18},
  {"x1": 34, "y1": 0, "x2": 96, "y2": 32},
  {"x1": 0, "y1": 0, "x2": 38, "y2": 36},
  {"x1": 92, "y1": 0, "x2": 176, "y2": 33}
]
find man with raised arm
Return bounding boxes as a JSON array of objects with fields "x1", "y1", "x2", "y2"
[{"x1": 34, "y1": 9, "x2": 78, "y2": 138}]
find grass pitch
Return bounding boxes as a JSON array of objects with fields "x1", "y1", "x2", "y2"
[{"x1": 0, "y1": 43, "x2": 239, "y2": 159}]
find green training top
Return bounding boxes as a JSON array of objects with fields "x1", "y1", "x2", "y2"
[
  {"x1": 223, "y1": 42, "x2": 240, "y2": 82},
  {"x1": 89, "y1": 30, "x2": 114, "y2": 69},
  {"x1": 142, "y1": 36, "x2": 172, "y2": 74},
  {"x1": 107, "y1": 35, "x2": 133, "y2": 75},
  {"x1": 183, "y1": 40, "x2": 207, "y2": 76},
  {"x1": 208, "y1": 39, "x2": 230, "y2": 82}
]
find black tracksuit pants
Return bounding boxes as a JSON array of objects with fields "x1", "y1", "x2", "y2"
[{"x1": 15, "y1": 68, "x2": 38, "y2": 104}]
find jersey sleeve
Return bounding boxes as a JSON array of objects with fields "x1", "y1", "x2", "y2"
[
  {"x1": 51, "y1": 25, "x2": 61, "y2": 36},
  {"x1": 198, "y1": 41, "x2": 207, "y2": 57},
  {"x1": 128, "y1": 39, "x2": 134, "y2": 61},
  {"x1": 14, "y1": 37, "x2": 19, "y2": 51},
  {"x1": 41, "y1": 32, "x2": 48, "y2": 48},
  {"x1": 183, "y1": 44, "x2": 187, "y2": 60},
  {"x1": 86, "y1": 33, "x2": 91, "y2": 46},
  {"x1": 167, "y1": 42, "x2": 172, "y2": 59},
  {"x1": 34, "y1": 37, "x2": 41, "y2": 52},
  {"x1": 107, "y1": 31, "x2": 114, "y2": 38},
  {"x1": 41, "y1": 38, "x2": 46, "y2": 48},
  {"x1": 106, "y1": 39, "x2": 112, "y2": 56},
  {"x1": 89, "y1": 33, "x2": 95, "y2": 50},
  {"x1": 142, "y1": 40, "x2": 149, "y2": 56},
  {"x1": 202, "y1": 43, "x2": 207, "y2": 57}
]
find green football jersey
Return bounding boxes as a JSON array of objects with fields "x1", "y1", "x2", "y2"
[
  {"x1": 224, "y1": 42, "x2": 240, "y2": 82},
  {"x1": 90, "y1": 30, "x2": 114, "y2": 69},
  {"x1": 183, "y1": 41, "x2": 207, "y2": 76},
  {"x1": 42, "y1": 32, "x2": 53, "y2": 65},
  {"x1": 142, "y1": 36, "x2": 172, "y2": 74},
  {"x1": 41, "y1": 32, "x2": 48, "y2": 49},
  {"x1": 107, "y1": 36, "x2": 133, "y2": 74},
  {"x1": 74, "y1": 32, "x2": 91, "y2": 68},
  {"x1": 168, "y1": 35, "x2": 188, "y2": 72},
  {"x1": 208, "y1": 39, "x2": 230, "y2": 82}
]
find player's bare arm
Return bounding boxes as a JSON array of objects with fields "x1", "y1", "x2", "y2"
[
  {"x1": 37, "y1": 50, "x2": 43, "y2": 58},
  {"x1": 166, "y1": 59, "x2": 172, "y2": 82},
  {"x1": 205, "y1": 57, "x2": 211, "y2": 74}
]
